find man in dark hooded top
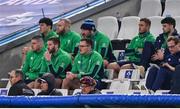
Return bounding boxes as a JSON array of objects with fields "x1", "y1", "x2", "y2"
[{"x1": 37, "y1": 73, "x2": 62, "y2": 95}]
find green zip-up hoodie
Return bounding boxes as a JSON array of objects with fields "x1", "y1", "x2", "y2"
[
  {"x1": 40, "y1": 49, "x2": 72, "y2": 79},
  {"x1": 22, "y1": 47, "x2": 46, "y2": 80},
  {"x1": 41, "y1": 30, "x2": 58, "y2": 48},
  {"x1": 71, "y1": 51, "x2": 104, "y2": 79},
  {"x1": 126, "y1": 32, "x2": 155, "y2": 62},
  {"x1": 59, "y1": 30, "x2": 81, "y2": 54},
  {"x1": 87, "y1": 31, "x2": 114, "y2": 61}
]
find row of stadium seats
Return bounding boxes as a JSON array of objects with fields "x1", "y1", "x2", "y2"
[
  {"x1": 97, "y1": 16, "x2": 180, "y2": 40},
  {"x1": 0, "y1": 88, "x2": 169, "y2": 96},
  {"x1": 139, "y1": 0, "x2": 180, "y2": 18}
]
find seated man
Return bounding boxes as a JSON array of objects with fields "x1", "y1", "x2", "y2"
[
  {"x1": 56, "y1": 18, "x2": 81, "y2": 57},
  {"x1": 40, "y1": 37, "x2": 72, "y2": 88},
  {"x1": 146, "y1": 36, "x2": 180, "y2": 92},
  {"x1": 80, "y1": 19, "x2": 116, "y2": 67},
  {"x1": 8, "y1": 69, "x2": 34, "y2": 96},
  {"x1": 62, "y1": 38, "x2": 106, "y2": 90},
  {"x1": 141, "y1": 17, "x2": 180, "y2": 70},
  {"x1": 37, "y1": 73, "x2": 62, "y2": 96},
  {"x1": 107, "y1": 18, "x2": 155, "y2": 78},
  {"x1": 22, "y1": 35, "x2": 45, "y2": 88},
  {"x1": 79, "y1": 76, "x2": 101, "y2": 94}
]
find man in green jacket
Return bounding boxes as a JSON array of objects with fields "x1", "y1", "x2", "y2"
[
  {"x1": 80, "y1": 19, "x2": 116, "y2": 68},
  {"x1": 22, "y1": 36, "x2": 45, "y2": 88},
  {"x1": 107, "y1": 18, "x2": 155, "y2": 77},
  {"x1": 40, "y1": 37, "x2": 72, "y2": 88},
  {"x1": 62, "y1": 38, "x2": 106, "y2": 90},
  {"x1": 22, "y1": 18, "x2": 58, "y2": 63},
  {"x1": 56, "y1": 19, "x2": 81, "y2": 57},
  {"x1": 39, "y1": 17, "x2": 58, "y2": 48}
]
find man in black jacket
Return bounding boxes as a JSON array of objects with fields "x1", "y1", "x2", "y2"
[
  {"x1": 37, "y1": 73, "x2": 62, "y2": 96},
  {"x1": 8, "y1": 69, "x2": 34, "y2": 96}
]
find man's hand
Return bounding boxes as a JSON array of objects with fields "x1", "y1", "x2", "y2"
[
  {"x1": 151, "y1": 50, "x2": 164, "y2": 61},
  {"x1": 104, "y1": 60, "x2": 109, "y2": 68},
  {"x1": 44, "y1": 51, "x2": 51, "y2": 61}
]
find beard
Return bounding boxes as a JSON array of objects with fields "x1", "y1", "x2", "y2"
[{"x1": 48, "y1": 47, "x2": 56, "y2": 54}]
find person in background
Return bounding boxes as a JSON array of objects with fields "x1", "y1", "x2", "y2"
[
  {"x1": 56, "y1": 18, "x2": 81, "y2": 57},
  {"x1": 8, "y1": 69, "x2": 34, "y2": 96},
  {"x1": 37, "y1": 73, "x2": 62, "y2": 96},
  {"x1": 40, "y1": 37, "x2": 72, "y2": 88},
  {"x1": 80, "y1": 19, "x2": 116, "y2": 68},
  {"x1": 22, "y1": 35, "x2": 45, "y2": 88}
]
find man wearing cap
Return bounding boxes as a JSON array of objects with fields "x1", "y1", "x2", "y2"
[
  {"x1": 8, "y1": 69, "x2": 34, "y2": 96},
  {"x1": 56, "y1": 19, "x2": 81, "y2": 57},
  {"x1": 22, "y1": 35, "x2": 45, "y2": 88},
  {"x1": 79, "y1": 76, "x2": 101, "y2": 94},
  {"x1": 80, "y1": 19, "x2": 116, "y2": 67},
  {"x1": 62, "y1": 38, "x2": 106, "y2": 90},
  {"x1": 40, "y1": 37, "x2": 72, "y2": 88},
  {"x1": 37, "y1": 73, "x2": 62, "y2": 95}
]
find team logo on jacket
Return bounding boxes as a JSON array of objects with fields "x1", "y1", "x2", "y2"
[
  {"x1": 78, "y1": 61, "x2": 81, "y2": 64},
  {"x1": 168, "y1": 58, "x2": 171, "y2": 62},
  {"x1": 30, "y1": 57, "x2": 33, "y2": 60}
]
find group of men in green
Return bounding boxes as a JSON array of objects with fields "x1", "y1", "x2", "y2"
[{"x1": 22, "y1": 18, "x2": 116, "y2": 90}]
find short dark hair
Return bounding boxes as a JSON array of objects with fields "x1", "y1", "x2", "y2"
[
  {"x1": 161, "y1": 17, "x2": 176, "y2": 28},
  {"x1": 80, "y1": 38, "x2": 93, "y2": 47},
  {"x1": 140, "y1": 18, "x2": 151, "y2": 27},
  {"x1": 48, "y1": 37, "x2": 60, "y2": 47},
  {"x1": 31, "y1": 35, "x2": 43, "y2": 41},
  {"x1": 39, "y1": 17, "x2": 53, "y2": 29},
  {"x1": 167, "y1": 36, "x2": 180, "y2": 45}
]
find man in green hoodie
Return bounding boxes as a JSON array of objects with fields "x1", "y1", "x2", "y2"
[
  {"x1": 107, "y1": 18, "x2": 155, "y2": 77},
  {"x1": 22, "y1": 35, "x2": 45, "y2": 88},
  {"x1": 56, "y1": 19, "x2": 81, "y2": 57},
  {"x1": 62, "y1": 38, "x2": 106, "y2": 90},
  {"x1": 40, "y1": 37, "x2": 72, "y2": 88},
  {"x1": 80, "y1": 19, "x2": 116, "y2": 68}
]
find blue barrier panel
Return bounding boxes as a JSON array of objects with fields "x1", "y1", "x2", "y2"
[{"x1": 1, "y1": 94, "x2": 180, "y2": 107}]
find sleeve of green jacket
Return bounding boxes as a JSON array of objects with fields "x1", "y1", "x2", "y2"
[
  {"x1": 76, "y1": 54, "x2": 103, "y2": 79},
  {"x1": 98, "y1": 39, "x2": 110, "y2": 59},
  {"x1": 72, "y1": 34, "x2": 81, "y2": 54},
  {"x1": 40, "y1": 57, "x2": 48, "y2": 76},
  {"x1": 46, "y1": 55, "x2": 71, "y2": 78},
  {"x1": 22, "y1": 51, "x2": 31, "y2": 77}
]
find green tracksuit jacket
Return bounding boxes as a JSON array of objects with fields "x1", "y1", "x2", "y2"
[
  {"x1": 126, "y1": 32, "x2": 155, "y2": 62},
  {"x1": 87, "y1": 31, "x2": 115, "y2": 62},
  {"x1": 71, "y1": 51, "x2": 104, "y2": 79},
  {"x1": 41, "y1": 30, "x2": 58, "y2": 48},
  {"x1": 22, "y1": 48, "x2": 45, "y2": 80},
  {"x1": 40, "y1": 49, "x2": 72, "y2": 79},
  {"x1": 59, "y1": 30, "x2": 81, "y2": 54}
]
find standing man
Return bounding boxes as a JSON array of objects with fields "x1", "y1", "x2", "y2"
[
  {"x1": 80, "y1": 19, "x2": 116, "y2": 67},
  {"x1": 22, "y1": 36, "x2": 45, "y2": 88},
  {"x1": 8, "y1": 69, "x2": 34, "y2": 96},
  {"x1": 56, "y1": 19, "x2": 81, "y2": 57},
  {"x1": 62, "y1": 38, "x2": 106, "y2": 90},
  {"x1": 40, "y1": 37, "x2": 72, "y2": 88}
]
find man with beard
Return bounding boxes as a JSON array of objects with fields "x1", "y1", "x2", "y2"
[
  {"x1": 22, "y1": 36, "x2": 45, "y2": 88},
  {"x1": 80, "y1": 19, "x2": 116, "y2": 68},
  {"x1": 62, "y1": 38, "x2": 107, "y2": 90},
  {"x1": 56, "y1": 19, "x2": 81, "y2": 57},
  {"x1": 40, "y1": 37, "x2": 72, "y2": 88}
]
